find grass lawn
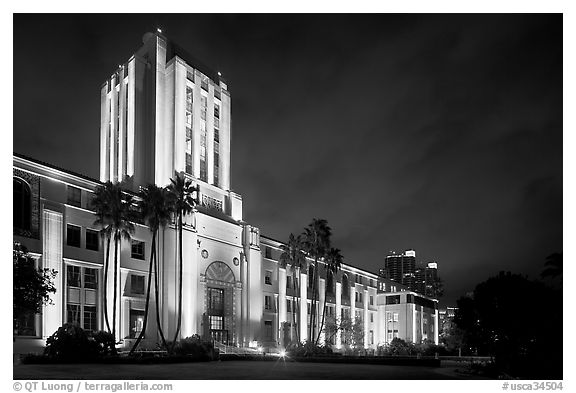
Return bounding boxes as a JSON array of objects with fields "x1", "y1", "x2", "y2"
[{"x1": 14, "y1": 360, "x2": 484, "y2": 380}]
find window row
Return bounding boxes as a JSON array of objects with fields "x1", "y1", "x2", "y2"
[{"x1": 66, "y1": 224, "x2": 145, "y2": 260}]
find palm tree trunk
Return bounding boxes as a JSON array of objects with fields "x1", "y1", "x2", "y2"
[
  {"x1": 129, "y1": 231, "x2": 156, "y2": 355},
  {"x1": 292, "y1": 268, "x2": 300, "y2": 344},
  {"x1": 315, "y1": 273, "x2": 328, "y2": 345},
  {"x1": 153, "y1": 230, "x2": 169, "y2": 352},
  {"x1": 112, "y1": 231, "x2": 119, "y2": 355},
  {"x1": 103, "y1": 236, "x2": 111, "y2": 334},
  {"x1": 171, "y1": 212, "x2": 184, "y2": 352}
]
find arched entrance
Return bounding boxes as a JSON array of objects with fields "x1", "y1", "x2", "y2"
[{"x1": 204, "y1": 261, "x2": 236, "y2": 345}]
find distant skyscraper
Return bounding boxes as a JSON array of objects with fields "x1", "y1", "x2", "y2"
[
  {"x1": 384, "y1": 250, "x2": 416, "y2": 289},
  {"x1": 425, "y1": 262, "x2": 439, "y2": 298}
]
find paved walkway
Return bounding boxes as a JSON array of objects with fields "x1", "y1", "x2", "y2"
[{"x1": 14, "y1": 360, "x2": 484, "y2": 380}]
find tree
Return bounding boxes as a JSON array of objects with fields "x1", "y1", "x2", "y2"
[
  {"x1": 302, "y1": 218, "x2": 331, "y2": 341},
  {"x1": 541, "y1": 252, "x2": 562, "y2": 279},
  {"x1": 129, "y1": 184, "x2": 173, "y2": 355},
  {"x1": 279, "y1": 233, "x2": 306, "y2": 344},
  {"x1": 167, "y1": 172, "x2": 198, "y2": 352},
  {"x1": 454, "y1": 271, "x2": 562, "y2": 378},
  {"x1": 316, "y1": 247, "x2": 343, "y2": 345},
  {"x1": 13, "y1": 242, "x2": 56, "y2": 334},
  {"x1": 91, "y1": 181, "x2": 135, "y2": 345}
]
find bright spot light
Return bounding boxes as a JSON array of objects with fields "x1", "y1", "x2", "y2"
[
  {"x1": 218, "y1": 71, "x2": 222, "y2": 76},
  {"x1": 279, "y1": 350, "x2": 286, "y2": 357},
  {"x1": 257, "y1": 346, "x2": 263, "y2": 353},
  {"x1": 157, "y1": 28, "x2": 162, "y2": 33}
]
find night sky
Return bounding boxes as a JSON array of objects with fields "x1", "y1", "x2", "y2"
[{"x1": 13, "y1": 14, "x2": 562, "y2": 306}]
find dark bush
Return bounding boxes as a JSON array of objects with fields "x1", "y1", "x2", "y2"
[
  {"x1": 170, "y1": 335, "x2": 214, "y2": 359},
  {"x1": 44, "y1": 324, "x2": 117, "y2": 361},
  {"x1": 287, "y1": 340, "x2": 334, "y2": 357},
  {"x1": 44, "y1": 324, "x2": 99, "y2": 360}
]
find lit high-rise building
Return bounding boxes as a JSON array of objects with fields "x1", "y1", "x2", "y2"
[{"x1": 13, "y1": 31, "x2": 438, "y2": 355}]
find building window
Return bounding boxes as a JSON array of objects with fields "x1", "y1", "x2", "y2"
[
  {"x1": 327, "y1": 271, "x2": 334, "y2": 294},
  {"x1": 264, "y1": 320, "x2": 273, "y2": 339},
  {"x1": 13, "y1": 178, "x2": 32, "y2": 232},
  {"x1": 369, "y1": 295, "x2": 374, "y2": 306},
  {"x1": 84, "y1": 305, "x2": 97, "y2": 332},
  {"x1": 208, "y1": 288, "x2": 224, "y2": 313},
  {"x1": 264, "y1": 295, "x2": 272, "y2": 311},
  {"x1": 265, "y1": 246, "x2": 272, "y2": 259},
  {"x1": 356, "y1": 274, "x2": 362, "y2": 284},
  {"x1": 369, "y1": 330, "x2": 374, "y2": 345},
  {"x1": 210, "y1": 315, "x2": 223, "y2": 330},
  {"x1": 370, "y1": 313, "x2": 374, "y2": 323},
  {"x1": 393, "y1": 313, "x2": 399, "y2": 322},
  {"x1": 131, "y1": 274, "x2": 145, "y2": 295},
  {"x1": 67, "y1": 265, "x2": 81, "y2": 287},
  {"x1": 308, "y1": 265, "x2": 314, "y2": 288},
  {"x1": 287, "y1": 299, "x2": 292, "y2": 313},
  {"x1": 355, "y1": 292, "x2": 359, "y2": 302},
  {"x1": 67, "y1": 186, "x2": 82, "y2": 207},
  {"x1": 359, "y1": 293, "x2": 363, "y2": 303},
  {"x1": 84, "y1": 268, "x2": 98, "y2": 290},
  {"x1": 85, "y1": 229, "x2": 99, "y2": 251},
  {"x1": 341, "y1": 274, "x2": 349, "y2": 297},
  {"x1": 201, "y1": 77, "x2": 209, "y2": 91},
  {"x1": 265, "y1": 270, "x2": 272, "y2": 285},
  {"x1": 66, "y1": 224, "x2": 81, "y2": 248},
  {"x1": 129, "y1": 309, "x2": 144, "y2": 339},
  {"x1": 66, "y1": 265, "x2": 99, "y2": 332},
  {"x1": 185, "y1": 86, "x2": 193, "y2": 175},
  {"x1": 286, "y1": 275, "x2": 292, "y2": 290},
  {"x1": 131, "y1": 240, "x2": 145, "y2": 260},
  {"x1": 307, "y1": 302, "x2": 311, "y2": 314},
  {"x1": 386, "y1": 295, "x2": 401, "y2": 305},
  {"x1": 214, "y1": 103, "x2": 220, "y2": 118}
]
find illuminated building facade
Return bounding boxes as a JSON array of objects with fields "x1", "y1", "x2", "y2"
[{"x1": 13, "y1": 32, "x2": 438, "y2": 354}]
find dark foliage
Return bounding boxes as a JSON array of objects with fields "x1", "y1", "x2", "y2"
[
  {"x1": 13, "y1": 242, "x2": 57, "y2": 321},
  {"x1": 169, "y1": 335, "x2": 215, "y2": 360},
  {"x1": 454, "y1": 271, "x2": 562, "y2": 379},
  {"x1": 287, "y1": 340, "x2": 334, "y2": 357},
  {"x1": 44, "y1": 324, "x2": 117, "y2": 361}
]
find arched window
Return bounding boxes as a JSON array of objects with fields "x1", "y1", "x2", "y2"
[
  {"x1": 341, "y1": 274, "x2": 349, "y2": 298},
  {"x1": 327, "y1": 271, "x2": 334, "y2": 294},
  {"x1": 14, "y1": 178, "x2": 31, "y2": 231}
]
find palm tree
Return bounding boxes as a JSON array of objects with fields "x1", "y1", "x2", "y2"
[
  {"x1": 91, "y1": 182, "x2": 114, "y2": 334},
  {"x1": 167, "y1": 172, "x2": 198, "y2": 352},
  {"x1": 129, "y1": 184, "x2": 172, "y2": 355},
  {"x1": 279, "y1": 233, "x2": 307, "y2": 345},
  {"x1": 316, "y1": 247, "x2": 343, "y2": 345},
  {"x1": 110, "y1": 187, "x2": 136, "y2": 343},
  {"x1": 302, "y1": 218, "x2": 331, "y2": 342},
  {"x1": 541, "y1": 252, "x2": 562, "y2": 279},
  {"x1": 91, "y1": 181, "x2": 135, "y2": 346}
]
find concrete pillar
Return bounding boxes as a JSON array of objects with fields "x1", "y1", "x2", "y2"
[
  {"x1": 41, "y1": 210, "x2": 63, "y2": 338},
  {"x1": 279, "y1": 268, "x2": 287, "y2": 323},
  {"x1": 335, "y1": 282, "x2": 342, "y2": 348},
  {"x1": 434, "y1": 308, "x2": 439, "y2": 345},
  {"x1": 363, "y1": 288, "x2": 368, "y2": 348},
  {"x1": 318, "y1": 278, "x2": 325, "y2": 345},
  {"x1": 300, "y1": 272, "x2": 307, "y2": 342}
]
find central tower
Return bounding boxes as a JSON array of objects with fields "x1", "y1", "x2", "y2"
[{"x1": 100, "y1": 31, "x2": 240, "y2": 219}]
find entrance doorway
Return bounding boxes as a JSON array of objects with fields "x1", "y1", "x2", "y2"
[{"x1": 208, "y1": 287, "x2": 229, "y2": 344}]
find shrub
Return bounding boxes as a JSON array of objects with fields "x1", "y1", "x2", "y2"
[
  {"x1": 287, "y1": 340, "x2": 334, "y2": 357},
  {"x1": 44, "y1": 324, "x2": 99, "y2": 360},
  {"x1": 44, "y1": 324, "x2": 117, "y2": 361},
  {"x1": 170, "y1": 335, "x2": 214, "y2": 359}
]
